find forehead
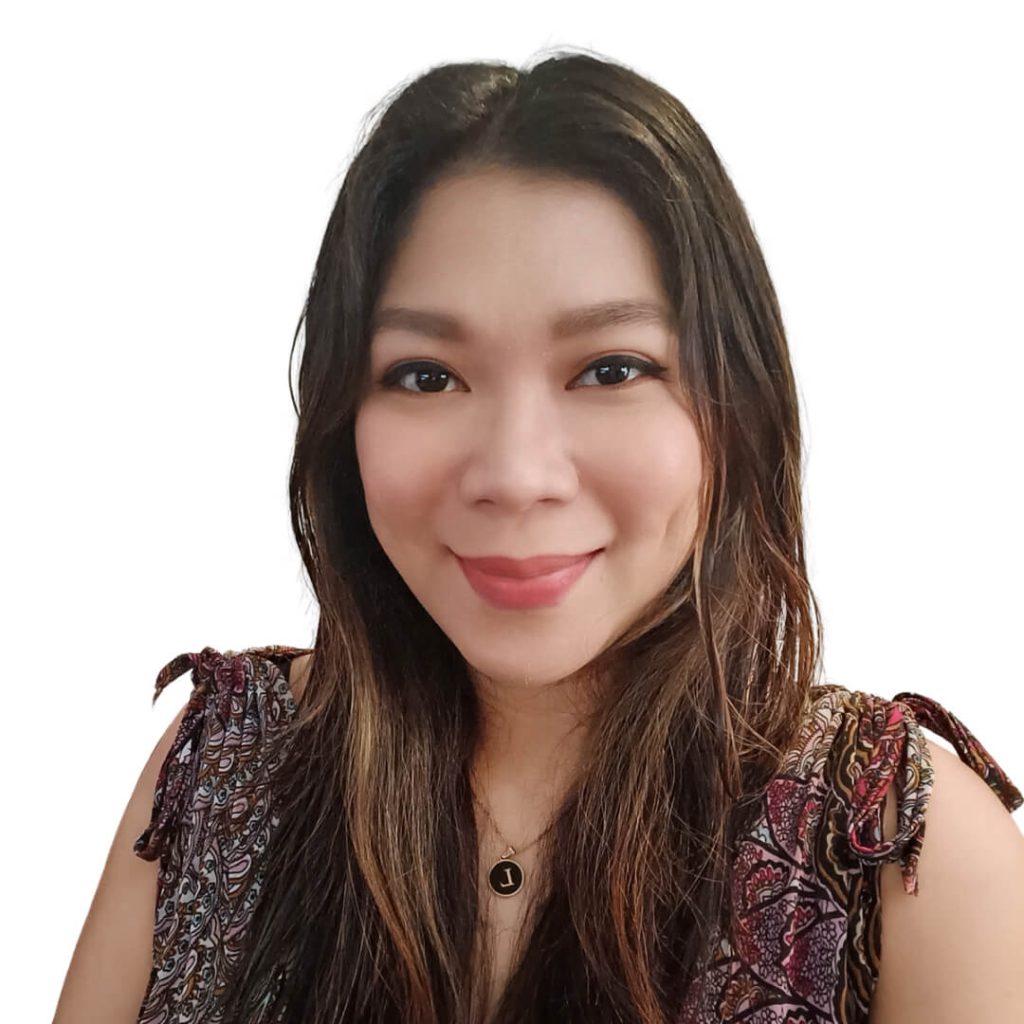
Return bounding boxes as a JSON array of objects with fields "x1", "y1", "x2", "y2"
[{"x1": 372, "y1": 169, "x2": 671, "y2": 339}]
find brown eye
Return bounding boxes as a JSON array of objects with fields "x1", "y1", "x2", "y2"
[
  {"x1": 378, "y1": 354, "x2": 667, "y2": 394},
  {"x1": 379, "y1": 361, "x2": 462, "y2": 394},
  {"x1": 571, "y1": 355, "x2": 667, "y2": 388}
]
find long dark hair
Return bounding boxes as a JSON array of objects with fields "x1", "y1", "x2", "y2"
[{"x1": 219, "y1": 47, "x2": 822, "y2": 1024}]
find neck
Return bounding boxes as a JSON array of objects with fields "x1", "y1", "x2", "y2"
[{"x1": 468, "y1": 668, "x2": 596, "y2": 841}]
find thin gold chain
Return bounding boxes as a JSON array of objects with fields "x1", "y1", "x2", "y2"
[{"x1": 469, "y1": 771, "x2": 559, "y2": 857}]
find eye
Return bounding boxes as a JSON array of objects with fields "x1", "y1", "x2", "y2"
[
  {"x1": 377, "y1": 354, "x2": 668, "y2": 394},
  {"x1": 570, "y1": 354, "x2": 669, "y2": 389},
  {"x1": 378, "y1": 360, "x2": 463, "y2": 394}
]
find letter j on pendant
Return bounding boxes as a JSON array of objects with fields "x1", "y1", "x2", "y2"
[{"x1": 487, "y1": 850, "x2": 525, "y2": 897}]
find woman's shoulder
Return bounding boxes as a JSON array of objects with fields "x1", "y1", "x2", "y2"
[
  {"x1": 131, "y1": 643, "x2": 312, "y2": 1021},
  {"x1": 132, "y1": 643, "x2": 312, "y2": 862},
  {"x1": 868, "y1": 717, "x2": 1024, "y2": 1022},
  {"x1": 682, "y1": 683, "x2": 1022, "y2": 1023},
  {"x1": 783, "y1": 682, "x2": 1021, "y2": 889}
]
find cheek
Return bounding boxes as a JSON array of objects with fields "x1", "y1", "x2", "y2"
[
  {"x1": 593, "y1": 409, "x2": 703, "y2": 530},
  {"x1": 354, "y1": 405, "x2": 445, "y2": 532}
]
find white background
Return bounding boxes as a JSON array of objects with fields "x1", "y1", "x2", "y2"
[{"x1": 2, "y1": 3, "x2": 1021, "y2": 1018}]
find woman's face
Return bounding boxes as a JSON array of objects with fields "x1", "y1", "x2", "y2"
[{"x1": 355, "y1": 168, "x2": 703, "y2": 688}]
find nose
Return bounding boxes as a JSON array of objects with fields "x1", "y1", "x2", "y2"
[{"x1": 457, "y1": 387, "x2": 580, "y2": 511}]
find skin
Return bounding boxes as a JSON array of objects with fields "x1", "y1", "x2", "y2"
[
  {"x1": 355, "y1": 168, "x2": 703, "y2": 821},
  {"x1": 354, "y1": 168, "x2": 704, "y2": 1013},
  {"x1": 869, "y1": 737, "x2": 1024, "y2": 1023},
  {"x1": 53, "y1": 169, "x2": 1024, "y2": 1022},
  {"x1": 351, "y1": 166, "x2": 1024, "y2": 1019}
]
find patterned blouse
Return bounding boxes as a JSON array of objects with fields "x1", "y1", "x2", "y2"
[{"x1": 132, "y1": 645, "x2": 1022, "y2": 1023}]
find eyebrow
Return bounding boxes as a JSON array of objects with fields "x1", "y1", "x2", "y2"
[{"x1": 369, "y1": 298, "x2": 675, "y2": 342}]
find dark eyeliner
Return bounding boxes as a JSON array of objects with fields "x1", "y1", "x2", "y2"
[
  {"x1": 579, "y1": 354, "x2": 669, "y2": 380},
  {"x1": 378, "y1": 354, "x2": 668, "y2": 392},
  {"x1": 378, "y1": 360, "x2": 457, "y2": 390}
]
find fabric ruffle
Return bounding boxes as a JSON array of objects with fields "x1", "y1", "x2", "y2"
[
  {"x1": 132, "y1": 645, "x2": 309, "y2": 1023},
  {"x1": 680, "y1": 683, "x2": 1022, "y2": 1023},
  {"x1": 130, "y1": 652, "x2": 1020, "y2": 1024},
  {"x1": 839, "y1": 689, "x2": 1021, "y2": 896}
]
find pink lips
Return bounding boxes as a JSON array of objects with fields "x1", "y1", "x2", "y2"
[
  {"x1": 458, "y1": 551, "x2": 597, "y2": 578},
  {"x1": 455, "y1": 548, "x2": 602, "y2": 610}
]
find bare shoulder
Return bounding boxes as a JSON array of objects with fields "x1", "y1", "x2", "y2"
[
  {"x1": 54, "y1": 698, "x2": 193, "y2": 1023},
  {"x1": 869, "y1": 734, "x2": 1024, "y2": 1023},
  {"x1": 288, "y1": 651, "x2": 313, "y2": 703}
]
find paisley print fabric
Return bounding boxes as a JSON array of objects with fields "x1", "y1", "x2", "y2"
[
  {"x1": 133, "y1": 645, "x2": 306, "y2": 1023},
  {"x1": 133, "y1": 646, "x2": 1022, "y2": 1023}
]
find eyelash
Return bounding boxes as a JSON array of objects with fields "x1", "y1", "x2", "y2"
[{"x1": 378, "y1": 354, "x2": 669, "y2": 394}]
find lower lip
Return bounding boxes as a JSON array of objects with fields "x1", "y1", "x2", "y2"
[{"x1": 457, "y1": 550, "x2": 601, "y2": 610}]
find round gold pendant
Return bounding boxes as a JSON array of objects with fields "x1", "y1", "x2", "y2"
[{"x1": 487, "y1": 856, "x2": 524, "y2": 896}]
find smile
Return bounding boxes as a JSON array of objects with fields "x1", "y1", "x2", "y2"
[{"x1": 454, "y1": 549, "x2": 602, "y2": 610}]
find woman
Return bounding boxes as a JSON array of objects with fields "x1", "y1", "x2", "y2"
[{"x1": 55, "y1": 50, "x2": 1024, "y2": 1024}]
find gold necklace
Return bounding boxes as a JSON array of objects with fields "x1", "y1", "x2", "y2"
[{"x1": 470, "y1": 776, "x2": 559, "y2": 898}]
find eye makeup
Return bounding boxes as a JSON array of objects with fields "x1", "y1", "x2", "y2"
[{"x1": 378, "y1": 353, "x2": 669, "y2": 394}]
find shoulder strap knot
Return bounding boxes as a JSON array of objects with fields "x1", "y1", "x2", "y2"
[
  {"x1": 842, "y1": 690, "x2": 1021, "y2": 896},
  {"x1": 893, "y1": 691, "x2": 1023, "y2": 812},
  {"x1": 133, "y1": 646, "x2": 240, "y2": 861}
]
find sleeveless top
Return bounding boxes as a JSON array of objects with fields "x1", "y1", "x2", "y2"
[{"x1": 132, "y1": 645, "x2": 1023, "y2": 1023}]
